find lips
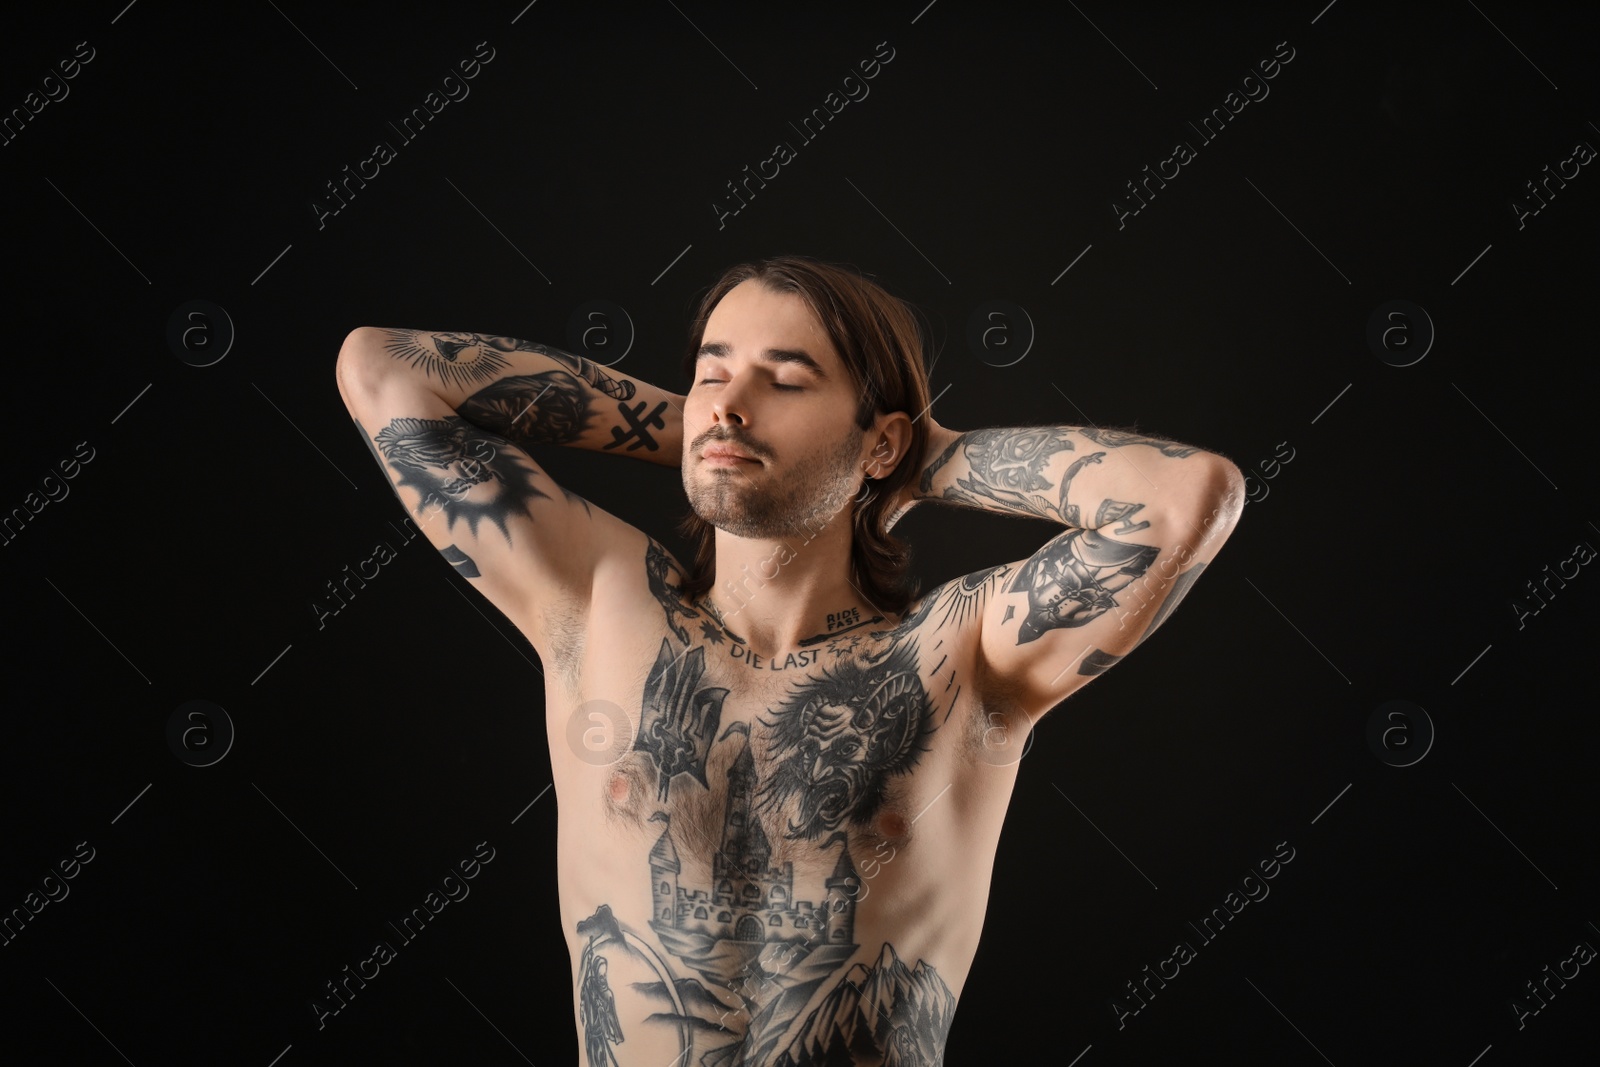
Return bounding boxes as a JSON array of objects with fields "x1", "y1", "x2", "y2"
[{"x1": 702, "y1": 444, "x2": 759, "y2": 463}]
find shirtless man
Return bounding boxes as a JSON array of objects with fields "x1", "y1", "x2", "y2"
[{"x1": 335, "y1": 255, "x2": 1245, "y2": 1065}]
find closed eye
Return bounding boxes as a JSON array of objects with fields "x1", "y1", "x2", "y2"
[{"x1": 698, "y1": 377, "x2": 803, "y2": 391}]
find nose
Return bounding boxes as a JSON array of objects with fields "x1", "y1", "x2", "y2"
[{"x1": 710, "y1": 376, "x2": 750, "y2": 427}]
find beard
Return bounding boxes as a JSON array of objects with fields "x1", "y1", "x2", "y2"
[{"x1": 683, "y1": 424, "x2": 863, "y2": 540}]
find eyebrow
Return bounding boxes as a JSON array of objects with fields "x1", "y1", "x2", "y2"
[{"x1": 696, "y1": 341, "x2": 829, "y2": 380}]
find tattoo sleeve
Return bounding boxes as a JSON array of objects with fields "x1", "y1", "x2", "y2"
[
  {"x1": 1006, "y1": 526, "x2": 1161, "y2": 644},
  {"x1": 913, "y1": 423, "x2": 1210, "y2": 530},
  {"x1": 373, "y1": 415, "x2": 550, "y2": 545},
  {"x1": 367, "y1": 328, "x2": 685, "y2": 467}
]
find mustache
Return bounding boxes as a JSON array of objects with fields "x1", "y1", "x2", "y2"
[{"x1": 693, "y1": 428, "x2": 770, "y2": 460}]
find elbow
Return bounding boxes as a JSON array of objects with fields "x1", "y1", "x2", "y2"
[
  {"x1": 1196, "y1": 454, "x2": 1241, "y2": 531},
  {"x1": 337, "y1": 326, "x2": 384, "y2": 367},
  {"x1": 335, "y1": 327, "x2": 388, "y2": 407},
  {"x1": 1184, "y1": 458, "x2": 1246, "y2": 552},
  {"x1": 1206, "y1": 457, "x2": 1247, "y2": 522},
  {"x1": 1163, "y1": 457, "x2": 1245, "y2": 547},
  {"x1": 335, "y1": 327, "x2": 387, "y2": 389}
]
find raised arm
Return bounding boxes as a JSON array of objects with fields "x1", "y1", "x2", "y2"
[
  {"x1": 348, "y1": 328, "x2": 687, "y2": 464},
  {"x1": 907, "y1": 419, "x2": 1245, "y2": 721},
  {"x1": 334, "y1": 327, "x2": 684, "y2": 652}
]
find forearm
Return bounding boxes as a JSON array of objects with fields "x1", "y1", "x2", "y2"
[
  {"x1": 338, "y1": 327, "x2": 685, "y2": 467},
  {"x1": 912, "y1": 422, "x2": 1235, "y2": 530}
]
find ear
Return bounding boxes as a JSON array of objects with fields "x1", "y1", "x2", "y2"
[{"x1": 861, "y1": 410, "x2": 913, "y2": 480}]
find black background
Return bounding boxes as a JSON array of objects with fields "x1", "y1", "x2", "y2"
[{"x1": 2, "y1": 2, "x2": 1597, "y2": 1064}]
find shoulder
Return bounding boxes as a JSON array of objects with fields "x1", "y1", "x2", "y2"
[
  {"x1": 870, "y1": 564, "x2": 1018, "y2": 696},
  {"x1": 880, "y1": 564, "x2": 1017, "y2": 640}
]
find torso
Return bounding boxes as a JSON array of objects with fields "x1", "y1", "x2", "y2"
[{"x1": 542, "y1": 534, "x2": 1025, "y2": 1067}]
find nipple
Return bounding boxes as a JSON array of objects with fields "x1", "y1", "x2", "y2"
[
  {"x1": 607, "y1": 770, "x2": 631, "y2": 804},
  {"x1": 876, "y1": 810, "x2": 910, "y2": 839}
]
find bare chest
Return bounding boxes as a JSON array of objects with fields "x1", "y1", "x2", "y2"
[{"x1": 551, "y1": 607, "x2": 977, "y2": 874}]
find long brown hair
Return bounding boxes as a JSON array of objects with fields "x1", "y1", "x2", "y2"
[{"x1": 675, "y1": 255, "x2": 933, "y2": 616}]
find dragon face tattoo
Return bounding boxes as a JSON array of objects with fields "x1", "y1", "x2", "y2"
[{"x1": 755, "y1": 638, "x2": 933, "y2": 840}]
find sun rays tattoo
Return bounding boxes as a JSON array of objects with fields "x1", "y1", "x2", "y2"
[
  {"x1": 379, "y1": 329, "x2": 639, "y2": 402},
  {"x1": 374, "y1": 415, "x2": 548, "y2": 542},
  {"x1": 926, "y1": 564, "x2": 1012, "y2": 632},
  {"x1": 755, "y1": 638, "x2": 933, "y2": 840},
  {"x1": 379, "y1": 329, "x2": 513, "y2": 390},
  {"x1": 869, "y1": 564, "x2": 1011, "y2": 644}
]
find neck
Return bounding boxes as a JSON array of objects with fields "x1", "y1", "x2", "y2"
[{"x1": 705, "y1": 521, "x2": 888, "y2": 656}]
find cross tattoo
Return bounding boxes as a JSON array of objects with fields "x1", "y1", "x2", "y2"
[{"x1": 604, "y1": 400, "x2": 669, "y2": 452}]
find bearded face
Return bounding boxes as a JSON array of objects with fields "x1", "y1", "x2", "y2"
[
  {"x1": 682, "y1": 421, "x2": 864, "y2": 541},
  {"x1": 755, "y1": 639, "x2": 931, "y2": 839}
]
